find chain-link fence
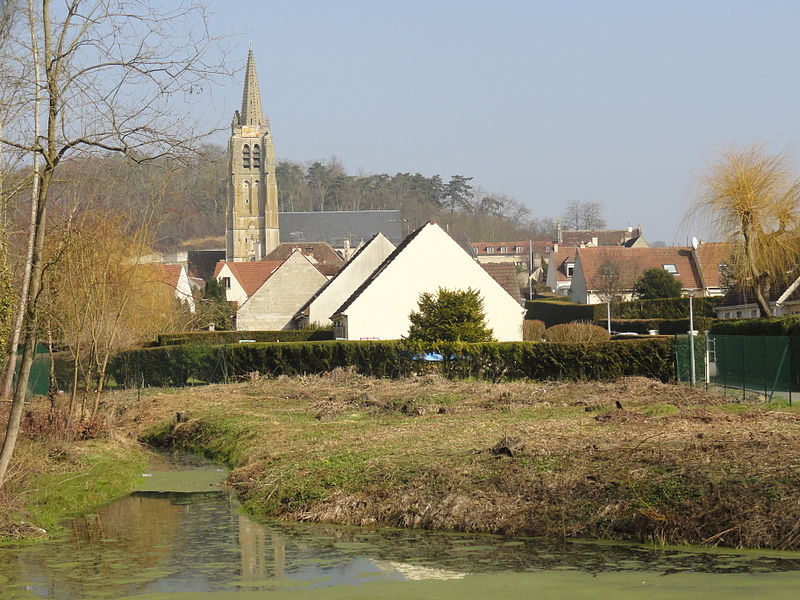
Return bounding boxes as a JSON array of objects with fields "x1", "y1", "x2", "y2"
[{"x1": 675, "y1": 334, "x2": 795, "y2": 403}]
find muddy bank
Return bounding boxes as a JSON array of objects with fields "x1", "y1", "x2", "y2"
[{"x1": 117, "y1": 372, "x2": 800, "y2": 549}]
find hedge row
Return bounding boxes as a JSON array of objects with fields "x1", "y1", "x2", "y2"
[
  {"x1": 601, "y1": 317, "x2": 714, "y2": 334},
  {"x1": 710, "y1": 315, "x2": 800, "y2": 336},
  {"x1": 525, "y1": 300, "x2": 598, "y2": 326},
  {"x1": 527, "y1": 297, "x2": 719, "y2": 328},
  {"x1": 611, "y1": 297, "x2": 720, "y2": 319},
  {"x1": 154, "y1": 329, "x2": 334, "y2": 346},
  {"x1": 108, "y1": 338, "x2": 677, "y2": 388}
]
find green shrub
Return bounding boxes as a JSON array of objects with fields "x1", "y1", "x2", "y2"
[
  {"x1": 525, "y1": 300, "x2": 598, "y2": 327},
  {"x1": 659, "y1": 317, "x2": 714, "y2": 335},
  {"x1": 523, "y1": 319, "x2": 546, "y2": 341},
  {"x1": 601, "y1": 319, "x2": 663, "y2": 334},
  {"x1": 108, "y1": 338, "x2": 677, "y2": 387},
  {"x1": 710, "y1": 315, "x2": 800, "y2": 336},
  {"x1": 543, "y1": 322, "x2": 611, "y2": 343},
  {"x1": 154, "y1": 329, "x2": 334, "y2": 346},
  {"x1": 407, "y1": 288, "x2": 494, "y2": 342},
  {"x1": 612, "y1": 297, "x2": 720, "y2": 319}
]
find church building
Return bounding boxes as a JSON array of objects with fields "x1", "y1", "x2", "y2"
[{"x1": 226, "y1": 50, "x2": 280, "y2": 261}]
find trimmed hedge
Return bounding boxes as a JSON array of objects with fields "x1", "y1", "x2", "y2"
[
  {"x1": 154, "y1": 329, "x2": 334, "y2": 347},
  {"x1": 108, "y1": 338, "x2": 677, "y2": 387},
  {"x1": 525, "y1": 300, "x2": 598, "y2": 326},
  {"x1": 600, "y1": 317, "x2": 714, "y2": 335},
  {"x1": 710, "y1": 315, "x2": 800, "y2": 336},
  {"x1": 528, "y1": 297, "x2": 720, "y2": 328},
  {"x1": 612, "y1": 297, "x2": 720, "y2": 319}
]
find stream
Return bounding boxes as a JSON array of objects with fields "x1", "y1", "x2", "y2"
[{"x1": 1, "y1": 452, "x2": 799, "y2": 599}]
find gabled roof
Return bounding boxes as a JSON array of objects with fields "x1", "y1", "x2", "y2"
[
  {"x1": 693, "y1": 242, "x2": 732, "y2": 290},
  {"x1": 332, "y1": 222, "x2": 430, "y2": 317},
  {"x1": 263, "y1": 242, "x2": 344, "y2": 277},
  {"x1": 293, "y1": 233, "x2": 390, "y2": 319},
  {"x1": 481, "y1": 263, "x2": 523, "y2": 301},
  {"x1": 560, "y1": 227, "x2": 642, "y2": 247},
  {"x1": 576, "y1": 246, "x2": 702, "y2": 290},
  {"x1": 156, "y1": 264, "x2": 183, "y2": 290},
  {"x1": 548, "y1": 249, "x2": 578, "y2": 283},
  {"x1": 212, "y1": 260, "x2": 283, "y2": 296},
  {"x1": 471, "y1": 240, "x2": 555, "y2": 256},
  {"x1": 279, "y1": 210, "x2": 404, "y2": 246}
]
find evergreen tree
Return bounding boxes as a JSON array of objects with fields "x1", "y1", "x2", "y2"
[
  {"x1": 198, "y1": 278, "x2": 234, "y2": 330},
  {"x1": 407, "y1": 288, "x2": 494, "y2": 343},
  {"x1": 633, "y1": 268, "x2": 683, "y2": 299}
]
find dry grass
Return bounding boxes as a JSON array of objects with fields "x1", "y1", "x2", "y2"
[{"x1": 102, "y1": 370, "x2": 800, "y2": 550}]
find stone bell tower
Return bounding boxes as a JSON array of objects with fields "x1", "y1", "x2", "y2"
[{"x1": 226, "y1": 50, "x2": 280, "y2": 261}]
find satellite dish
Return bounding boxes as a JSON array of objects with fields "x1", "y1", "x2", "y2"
[{"x1": 691, "y1": 237, "x2": 699, "y2": 250}]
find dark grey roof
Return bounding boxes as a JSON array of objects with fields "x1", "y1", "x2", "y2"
[{"x1": 279, "y1": 210, "x2": 404, "y2": 246}]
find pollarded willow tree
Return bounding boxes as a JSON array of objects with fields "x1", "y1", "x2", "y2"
[
  {"x1": 0, "y1": 0, "x2": 231, "y2": 486},
  {"x1": 690, "y1": 147, "x2": 800, "y2": 317}
]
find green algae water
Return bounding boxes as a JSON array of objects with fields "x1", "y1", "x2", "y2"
[{"x1": 1, "y1": 453, "x2": 799, "y2": 599}]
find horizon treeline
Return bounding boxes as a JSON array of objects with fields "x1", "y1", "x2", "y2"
[{"x1": 5, "y1": 146, "x2": 599, "y2": 251}]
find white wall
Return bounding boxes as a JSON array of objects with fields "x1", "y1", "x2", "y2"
[
  {"x1": 175, "y1": 266, "x2": 195, "y2": 312},
  {"x1": 217, "y1": 263, "x2": 249, "y2": 306},
  {"x1": 236, "y1": 253, "x2": 327, "y2": 330},
  {"x1": 341, "y1": 224, "x2": 524, "y2": 341},
  {"x1": 306, "y1": 234, "x2": 395, "y2": 326}
]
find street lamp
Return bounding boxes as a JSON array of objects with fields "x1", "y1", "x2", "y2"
[{"x1": 688, "y1": 289, "x2": 696, "y2": 386}]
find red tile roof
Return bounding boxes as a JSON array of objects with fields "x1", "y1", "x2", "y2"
[
  {"x1": 548, "y1": 249, "x2": 577, "y2": 283},
  {"x1": 213, "y1": 260, "x2": 284, "y2": 296},
  {"x1": 576, "y1": 246, "x2": 702, "y2": 290},
  {"x1": 481, "y1": 263, "x2": 523, "y2": 301},
  {"x1": 693, "y1": 242, "x2": 732, "y2": 290},
  {"x1": 264, "y1": 242, "x2": 343, "y2": 272},
  {"x1": 470, "y1": 240, "x2": 554, "y2": 256},
  {"x1": 559, "y1": 227, "x2": 642, "y2": 247}
]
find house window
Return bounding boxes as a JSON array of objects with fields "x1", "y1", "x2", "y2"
[
  {"x1": 221, "y1": 276, "x2": 231, "y2": 289},
  {"x1": 736, "y1": 310, "x2": 742, "y2": 318},
  {"x1": 486, "y1": 247, "x2": 494, "y2": 254},
  {"x1": 566, "y1": 262, "x2": 574, "y2": 277},
  {"x1": 663, "y1": 264, "x2": 678, "y2": 274},
  {"x1": 499, "y1": 246, "x2": 508, "y2": 253},
  {"x1": 514, "y1": 245, "x2": 524, "y2": 253}
]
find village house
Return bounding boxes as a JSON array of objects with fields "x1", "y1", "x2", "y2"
[
  {"x1": 263, "y1": 241, "x2": 344, "y2": 278},
  {"x1": 568, "y1": 243, "x2": 728, "y2": 304},
  {"x1": 213, "y1": 252, "x2": 328, "y2": 330},
  {"x1": 153, "y1": 264, "x2": 195, "y2": 313},
  {"x1": 293, "y1": 233, "x2": 396, "y2": 329},
  {"x1": 331, "y1": 222, "x2": 525, "y2": 341}
]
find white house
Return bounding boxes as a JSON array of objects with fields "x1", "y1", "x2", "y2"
[
  {"x1": 330, "y1": 222, "x2": 524, "y2": 341},
  {"x1": 213, "y1": 260, "x2": 284, "y2": 307},
  {"x1": 155, "y1": 264, "x2": 195, "y2": 313},
  {"x1": 235, "y1": 251, "x2": 328, "y2": 330},
  {"x1": 293, "y1": 233, "x2": 396, "y2": 328}
]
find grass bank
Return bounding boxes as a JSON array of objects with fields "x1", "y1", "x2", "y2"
[
  {"x1": 0, "y1": 412, "x2": 149, "y2": 540},
  {"x1": 115, "y1": 370, "x2": 800, "y2": 550}
]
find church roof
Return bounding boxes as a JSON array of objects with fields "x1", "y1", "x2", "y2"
[
  {"x1": 279, "y1": 210, "x2": 404, "y2": 246},
  {"x1": 239, "y1": 49, "x2": 268, "y2": 127}
]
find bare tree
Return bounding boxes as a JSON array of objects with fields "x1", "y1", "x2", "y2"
[
  {"x1": 563, "y1": 199, "x2": 606, "y2": 230},
  {"x1": 689, "y1": 146, "x2": 800, "y2": 317},
  {"x1": 0, "y1": 0, "x2": 230, "y2": 486}
]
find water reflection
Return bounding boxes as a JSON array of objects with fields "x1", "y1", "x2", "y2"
[{"x1": 2, "y1": 460, "x2": 800, "y2": 599}]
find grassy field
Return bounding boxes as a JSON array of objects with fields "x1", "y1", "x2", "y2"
[
  {"x1": 3, "y1": 370, "x2": 800, "y2": 549},
  {"x1": 100, "y1": 369, "x2": 800, "y2": 550}
]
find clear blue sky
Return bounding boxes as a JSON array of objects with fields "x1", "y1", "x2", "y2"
[{"x1": 204, "y1": 0, "x2": 800, "y2": 244}]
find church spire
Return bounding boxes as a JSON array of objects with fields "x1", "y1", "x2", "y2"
[{"x1": 239, "y1": 49, "x2": 268, "y2": 127}]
